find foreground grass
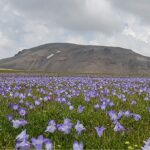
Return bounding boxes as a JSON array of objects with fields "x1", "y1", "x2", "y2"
[
  {"x1": 0, "y1": 95, "x2": 150, "y2": 149},
  {"x1": 0, "y1": 90, "x2": 150, "y2": 149}
]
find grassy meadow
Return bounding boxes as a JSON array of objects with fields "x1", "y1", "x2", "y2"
[{"x1": 0, "y1": 73, "x2": 149, "y2": 149}]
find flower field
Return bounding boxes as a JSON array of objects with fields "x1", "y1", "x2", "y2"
[{"x1": 0, "y1": 75, "x2": 150, "y2": 149}]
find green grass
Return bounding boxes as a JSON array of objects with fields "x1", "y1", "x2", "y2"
[
  {"x1": 0, "y1": 68, "x2": 21, "y2": 73},
  {"x1": 0, "y1": 90, "x2": 149, "y2": 149}
]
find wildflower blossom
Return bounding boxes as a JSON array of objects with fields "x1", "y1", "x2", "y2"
[
  {"x1": 19, "y1": 108, "x2": 27, "y2": 116},
  {"x1": 15, "y1": 130, "x2": 30, "y2": 150},
  {"x1": 108, "y1": 110, "x2": 119, "y2": 122},
  {"x1": 75, "y1": 121, "x2": 86, "y2": 135},
  {"x1": 7, "y1": 115, "x2": 13, "y2": 121},
  {"x1": 69, "y1": 105, "x2": 74, "y2": 110},
  {"x1": 35, "y1": 100, "x2": 41, "y2": 106},
  {"x1": 94, "y1": 104, "x2": 100, "y2": 110},
  {"x1": 16, "y1": 130, "x2": 29, "y2": 142},
  {"x1": 78, "y1": 105, "x2": 84, "y2": 113},
  {"x1": 114, "y1": 122, "x2": 125, "y2": 132},
  {"x1": 57, "y1": 118, "x2": 72, "y2": 134},
  {"x1": 73, "y1": 141, "x2": 83, "y2": 150},
  {"x1": 12, "y1": 119, "x2": 28, "y2": 128},
  {"x1": 123, "y1": 110, "x2": 131, "y2": 118},
  {"x1": 95, "y1": 126, "x2": 106, "y2": 137},
  {"x1": 133, "y1": 114, "x2": 141, "y2": 121},
  {"x1": 44, "y1": 138, "x2": 53, "y2": 150},
  {"x1": 131, "y1": 100, "x2": 137, "y2": 105},
  {"x1": 31, "y1": 135, "x2": 44, "y2": 150},
  {"x1": 45, "y1": 120, "x2": 56, "y2": 133},
  {"x1": 142, "y1": 138, "x2": 150, "y2": 150},
  {"x1": 15, "y1": 140, "x2": 30, "y2": 150},
  {"x1": 12, "y1": 104, "x2": 19, "y2": 110}
]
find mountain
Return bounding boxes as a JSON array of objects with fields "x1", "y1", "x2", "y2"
[{"x1": 0, "y1": 43, "x2": 150, "y2": 74}]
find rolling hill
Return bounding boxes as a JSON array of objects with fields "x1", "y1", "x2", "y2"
[{"x1": 0, "y1": 43, "x2": 150, "y2": 74}]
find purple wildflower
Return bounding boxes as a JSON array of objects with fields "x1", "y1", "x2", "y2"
[
  {"x1": 133, "y1": 114, "x2": 141, "y2": 121},
  {"x1": 19, "y1": 99, "x2": 24, "y2": 104},
  {"x1": 84, "y1": 96, "x2": 90, "y2": 102},
  {"x1": 19, "y1": 108, "x2": 27, "y2": 116},
  {"x1": 142, "y1": 138, "x2": 150, "y2": 150},
  {"x1": 25, "y1": 101, "x2": 30, "y2": 107},
  {"x1": 131, "y1": 100, "x2": 137, "y2": 105},
  {"x1": 44, "y1": 138, "x2": 53, "y2": 150},
  {"x1": 118, "y1": 111, "x2": 123, "y2": 119},
  {"x1": 45, "y1": 120, "x2": 56, "y2": 133},
  {"x1": 44, "y1": 96, "x2": 48, "y2": 102},
  {"x1": 123, "y1": 110, "x2": 131, "y2": 117},
  {"x1": 12, "y1": 104, "x2": 19, "y2": 110},
  {"x1": 15, "y1": 140, "x2": 30, "y2": 150},
  {"x1": 35, "y1": 100, "x2": 41, "y2": 106},
  {"x1": 78, "y1": 105, "x2": 84, "y2": 113},
  {"x1": 100, "y1": 104, "x2": 107, "y2": 110},
  {"x1": 95, "y1": 126, "x2": 106, "y2": 137},
  {"x1": 108, "y1": 110, "x2": 118, "y2": 123},
  {"x1": 122, "y1": 97, "x2": 126, "y2": 102},
  {"x1": 12, "y1": 119, "x2": 28, "y2": 128},
  {"x1": 75, "y1": 121, "x2": 86, "y2": 135},
  {"x1": 94, "y1": 104, "x2": 100, "y2": 110},
  {"x1": 7, "y1": 115, "x2": 13, "y2": 121},
  {"x1": 29, "y1": 104, "x2": 35, "y2": 109},
  {"x1": 69, "y1": 105, "x2": 74, "y2": 110},
  {"x1": 15, "y1": 130, "x2": 30, "y2": 150},
  {"x1": 16, "y1": 130, "x2": 29, "y2": 142},
  {"x1": 31, "y1": 135, "x2": 44, "y2": 150},
  {"x1": 144, "y1": 97, "x2": 149, "y2": 101},
  {"x1": 14, "y1": 92, "x2": 19, "y2": 98},
  {"x1": 57, "y1": 118, "x2": 72, "y2": 134},
  {"x1": 103, "y1": 88, "x2": 110, "y2": 96},
  {"x1": 19, "y1": 93, "x2": 25, "y2": 99},
  {"x1": 114, "y1": 122, "x2": 125, "y2": 132},
  {"x1": 73, "y1": 141, "x2": 83, "y2": 150},
  {"x1": 109, "y1": 101, "x2": 114, "y2": 106}
]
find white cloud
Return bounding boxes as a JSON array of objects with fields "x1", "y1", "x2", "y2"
[{"x1": 0, "y1": 0, "x2": 150, "y2": 59}]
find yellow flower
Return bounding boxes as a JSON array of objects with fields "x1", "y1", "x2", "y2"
[
  {"x1": 128, "y1": 146, "x2": 134, "y2": 150},
  {"x1": 134, "y1": 144, "x2": 138, "y2": 147},
  {"x1": 125, "y1": 141, "x2": 130, "y2": 145}
]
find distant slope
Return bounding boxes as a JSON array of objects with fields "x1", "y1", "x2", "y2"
[{"x1": 0, "y1": 43, "x2": 150, "y2": 74}]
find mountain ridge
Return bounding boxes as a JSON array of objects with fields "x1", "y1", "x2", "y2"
[{"x1": 0, "y1": 43, "x2": 150, "y2": 74}]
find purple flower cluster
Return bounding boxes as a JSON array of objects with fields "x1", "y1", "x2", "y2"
[
  {"x1": 57, "y1": 118, "x2": 73, "y2": 134},
  {"x1": 107, "y1": 110, "x2": 142, "y2": 131},
  {"x1": 15, "y1": 130, "x2": 53, "y2": 150},
  {"x1": 12, "y1": 119, "x2": 28, "y2": 128},
  {"x1": 15, "y1": 130, "x2": 84, "y2": 150},
  {"x1": 15, "y1": 130, "x2": 30, "y2": 150},
  {"x1": 45, "y1": 119, "x2": 86, "y2": 135},
  {"x1": 73, "y1": 141, "x2": 83, "y2": 150},
  {"x1": 1, "y1": 75, "x2": 149, "y2": 149},
  {"x1": 31, "y1": 135, "x2": 53, "y2": 150}
]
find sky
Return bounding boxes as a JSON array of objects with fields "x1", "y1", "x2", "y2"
[{"x1": 0, "y1": 0, "x2": 150, "y2": 58}]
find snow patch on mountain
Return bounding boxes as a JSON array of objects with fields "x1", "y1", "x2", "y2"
[
  {"x1": 47, "y1": 54, "x2": 54, "y2": 59},
  {"x1": 56, "y1": 50, "x2": 61, "y2": 53}
]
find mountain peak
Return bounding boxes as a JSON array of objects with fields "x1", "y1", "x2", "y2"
[{"x1": 0, "y1": 43, "x2": 150, "y2": 75}]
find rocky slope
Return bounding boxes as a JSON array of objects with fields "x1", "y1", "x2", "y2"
[{"x1": 0, "y1": 43, "x2": 150, "y2": 74}]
